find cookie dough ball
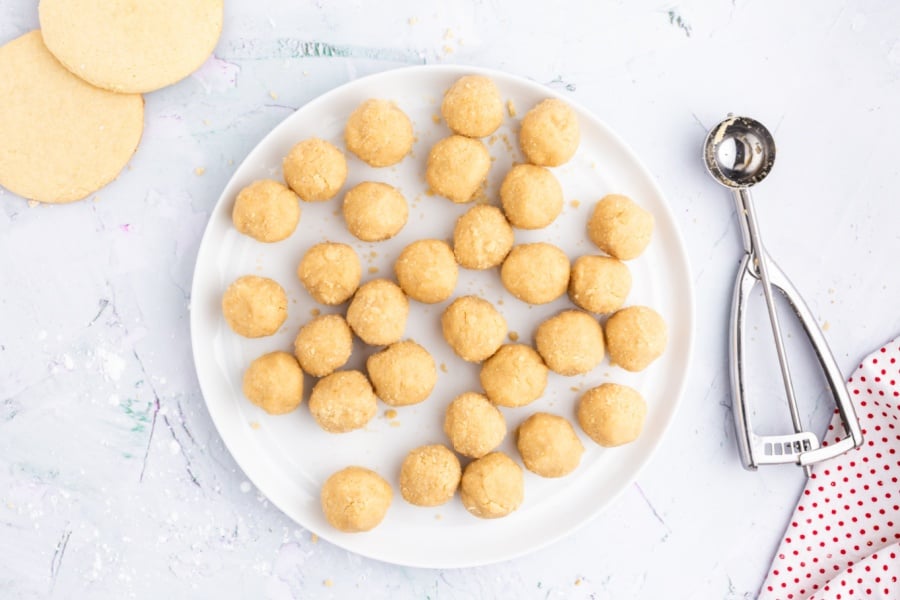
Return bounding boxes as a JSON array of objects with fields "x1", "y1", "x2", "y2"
[
  {"x1": 441, "y1": 296, "x2": 507, "y2": 362},
  {"x1": 321, "y1": 466, "x2": 392, "y2": 532},
  {"x1": 342, "y1": 182, "x2": 408, "y2": 242},
  {"x1": 399, "y1": 445, "x2": 461, "y2": 507},
  {"x1": 577, "y1": 383, "x2": 647, "y2": 447},
  {"x1": 232, "y1": 179, "x2": 301, "y2": 243},
  {"x1": 500, "y1": 164, "x2": 563, "y2": 229},
  {"x1": 480, "y1": 344, "x2": 548, "y2": 408},
  {"x1": 460, "y1": 452, "x2": 524, "y2": 519},
  {"x1": 519, "y1": 98, "x2": 580, "y2": 167},
  {"x1": 366, "y1": 341, "x2": 437, "y2": 406},
  {"x1": 221, "y1": 275, "x2": 287, "y2": 338},
  {"x1": 568, "y1": 255, "x2": 631, "y2": 314},
  {"x1": 297, "y1": 242, "x2": 361, "y2": 305},
  {"x1": 534, "y1": 310, "x2": 605, "y2": 376},
  {"x1": 605, "y1": 306, "x2": 667, "y2": 372},
  {"x1": 452, "y1": 205, "x2": 514, "y2": 270},
  {"x1": 346, "y1": 279, "x2": 409, "y2": 346},
  {"x1": 443, "y1": 392, "x2": 507, "y2": 458},
  {"x1": 441, "y1": 75, "x2": 503, "y2": 138},
  {"x1": 293, "y1": 314, "x2": 353, "y2": 377},
  {"x1": 426, "y1": 135, "x2": 491, "y2": 204},
  {"x1": 501, "y1": 243, "x2": 570, "y2": 305},
  {"x1": 283, "y1": 138, "x2": 347, "y2": 202},
  {"x1": 516, "y1": 413, "x2": 584, "y2": 477},
  {"x1": 587, "y1": 194, "x2": 654, "y2": 260},
  {"x1": 394, "y1": 239, "x2": 458, "y2": 304},
  {"x1": 308, "y1": 370, "x2": 377, "y2": 433},
  {"x1": 242, "y1": 352, "x2": 304, "y2": 415},
  {"x1": 344, "y1": 99, "x2": 414, "y2": 167}
]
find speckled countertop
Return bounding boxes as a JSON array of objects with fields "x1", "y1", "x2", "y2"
[{"x1": 3, "y1": 1, "x2": 900, "y2": 598}]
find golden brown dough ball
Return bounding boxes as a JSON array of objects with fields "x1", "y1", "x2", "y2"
[
  {"x1": 293, "y1": 314, "x2": 353, "y2": 377},
  {"x1": 605, "y1": 306, "x2": 667, "y2": 372},
  {"x1": 452, "y1": 205, "x2": 514, "y2": 270},
  {"x1": 242, "y1": 351, "x2": 304, "y2": 415},
  {"x1": 534, "y1": 310, "x2": 605, "y2": 376},
  {"x1": 399, "y1": 444, "x2": 461, "y2": 507},
  {"x1": 519, "y1": 98, "x2": 580, "y2": 167},
  {"x1": 426, "y1": 135, "x2": 491, "y2": 204},
  {"x1": 440, "y1": 75, "x2": 503, "y2": 138},
  {"x1": 568, "y1": 255, "x2": 631, "y2": 314},
  {"x1": 587, "y1": 194, "x2": 654, "y2": 260},
  {"x1": 577, "y1": 383, "x2": 647, "y2": 447},
  {"x1": 308, "y1": 370, "x2": 377, "y2": 433},
  {"x1": 443, "y1": 392, "x2": 507, "y2": 458},
  {"x1": 282, "y1": 138, "x2": 347, "y2": 202},
  {"x1": 346, "y1": 279, "x2": 409, "y2": 346},
  {"x1": 499, "y1": 164, "x2": 563, "y2": 229},
  {"x1": 366, "y1": 340, "x2": 436, "y2": 406},
  {"x1": 297, "y1": 242, "x2": 361, "y2": 305},
  {"x1": 440, "y1": 296, "x2": 507, "y2": 362},
  {"x1": 516, "y1": 413, "x2": 584, "y2": 477},
  {"x1": 321, "y1": 466, "x2": 392, "y2": 532},
  {"x1": 500, "y1": 243, "x2": 570, "y2": 305},
  {"x1": 394, "y1": 239, "x2": 458, "y2": 304},
  {"x1": 344, "y1": 99, "x2": 414, "y2": 167},
  {"x1": 342, "y1": 182, "x2": 408, "y2": 242},
  {"x1": 222, "y1": 275, "x2": 287, "y2": 338},
  {"x1": 480, "y1": 344, "x2": 548, "y2": 408},
  {"x1": 459, "y1": 452, "x2": 524, "y2": 519},
  {"x1": 232, "y1": 179, "x2": 300, "y2": 243}
]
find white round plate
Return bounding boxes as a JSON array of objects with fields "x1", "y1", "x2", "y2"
[{"x1": 190, "y1": 65, "x2": 694, "y2": 568}]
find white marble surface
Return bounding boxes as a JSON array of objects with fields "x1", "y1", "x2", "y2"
[{"x1": 2, "y1": 1, "x2": 900, "y2": 598}]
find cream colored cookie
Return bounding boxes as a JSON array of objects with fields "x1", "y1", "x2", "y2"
[
  {"x1": 39, "y1": 0, "x2": 222, "y2": 93},
  {"x1": 232, "y1": 179, "x2": 300, "y2": 243},
  {"x1": 500, "y1": 164, "x2": 563, "y2": 229},
  {"x1": 221, "y1": 275, "x2": 287, "y2": 338},
  {"x1": 587, "y1": 194, "x2": 654, "y2": 260},
  {"x1": 516, "y1": 413, "x2": 584, "y2": 477},
  {"x1": 605, "y1": 306, "x2": 668, "y2": 372},
  {"x1": 321, "y1": 466, "x2": 392, "y2": 532},
  {"x1": 242, "y1": 351, "x2": 304, "y2": 415},
  {"x1": 440, "y1": 296, "x2": 507, "y2": 362},
  {"x1": 293, "y1": 314, "x2": 353, "y2": 377},
  {"x1": 346, "y1": 279, "x2": 409, "y2": 346},
  {"x1": 283, "y1": 138, "x2": 347, "y2": 202},
  {"x1": 441, "y1": 75, "x2": 503, "y2": 138},
  {"x1": 394, "y1": 239, "x2": 458, "y2": 304},
  {"x1": 443, "y1": 392, "x2": 507, "y2": 458},
  {"x1": 534, "y1": 310, "x2": 605, "y2": 376},
  {"x1": 308, "y1": 370, "x2": 377, "y2": 433},
  {"x1": 0, "y1": 31, "x2": 144, "y2": 204},
  {"x1": 344, "y1": 99, "x2": 414, "y2": 167},
  {"x1": 577, "y1": 383, "x2": 647, "y2": 447},
  {"x1": 426, "y1": 135, "x2": 491, "y2": 203},
  {"x1": 366, "y1": 340, "x2": 437, "y2": 407},
  {"x1": 399, "y1": 445, "x2": 461, "y2": 507},
  {"x1": 480, "y1": 344, "x2": 548, "y2": 408},
  {"x1": 297, "y1": 242, "x2": 361, "y2": 305},
  {"x1": 452, "y1": 205, "x2": 514, "y2": 270},
  {"x1": 459, "y1": 452, "x2": 524, "y2": 519},
  {"x1": 342, "y1": 182, "x2": 408, "y2": 242},
  {"x1": 519, "y1": 98, "x2": 580, "y2": 167},
  {"x1": 568, "y1": 255, "x2": 632, "y2": 314},
  {"x1": 500, "y1": 243, "x2": 570, "y2": 305}
]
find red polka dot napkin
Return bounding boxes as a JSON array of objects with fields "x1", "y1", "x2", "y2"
[{"x1": 759, "y1": 337, "x2": 900, "y2": 600}]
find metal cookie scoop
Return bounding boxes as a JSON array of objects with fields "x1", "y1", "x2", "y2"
[{"x1": 703, "y1": 115, "x2": 863, "y2": 474}]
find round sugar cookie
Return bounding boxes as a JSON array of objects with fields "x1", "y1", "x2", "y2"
[
  {"x1": 38, "y1": 0, "x2": 224, "y2": 94},
  {"x1": 0, "y1": 31, "x2": 144, "y2": 204}
]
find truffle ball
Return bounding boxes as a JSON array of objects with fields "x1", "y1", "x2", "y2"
[
  {"x1": 452, "y1": 205, "x2": 514, "y2": 270},
  {"x1": 321, "y1": 466, "x2": 392, "y2": 532},
  {"x1": 519, "y1": 98, "x2": 580, "y2": 167},
  {"x1": 308, "y1": 370, "x2": 377, "y2": 433},
  {"x1": 587, "y1": 194, "x2": 654, "y2": 260},
  {"x1": 605, "y1": 306, "x2": 667, "y2": 372},
  {"x1": 440, "y1": 75, "x2": 503, "y2": 138},
  {"x1": 577, "y1": 383, "x2": 647, "y2": 447},
  {"x1": 344, "y1": 99, "x2": 414, "y2": 167},
  {"x1": 568, "y1": 255, "x2": 631, "y2": 314},
  {"x1": 399, "y1": 444, "x2": 461, "y2": 507},
  {"x1": 282, "y1": 138, "x2": 347, "y2": 202},
  {"x1": 443, "y1": 392, "x2": 507, "y2": 458},
  {"x1": 440, "y1": 296, "x2": 507, "y2": 362},
  {"x1": 500, "y1": 243, "x2": 570, "y2": 305},
  {"x1": 479, "y1": 344, "x2": 548, "y2": 408},
  {"x1": 346, "y1": 279, "x2": 409, "y2": 346},
  {"x1": 426, "y1": 135, "x2": 490, "y2": 204},
  {"x1": 516, "y1": 413, "x2": 584, "y2": 477},
  {"x1": 242, "y1": 351, "x2": 304, "y2": 415},
  {"x1": 534, "y1": 310, "x2": 605, "y2": 376},
  {"x1": 232, "y1": 179, "x2": 300, "y2": 243},
  {"x1": 342, "y1": 181, "x2": 408, "y2": 242},
  {"x1": 366, "y1": 340, "x2": 437, "y2": 406},
  {"x1": 221, "y1": 275, "x2": 287, "y2": 338},
  {"x1": 293, "y1": 314, "x2": 353, "y2": 377},
  {"x1": 499, "y1": 164, "x2": 563, "y2": 229},
  {"x1": 394, "y1": 239, "x2": 458, "y2": 304},
  {"x1": 297, "y1": 242, "x2": 361, "y2": 305},
  {"x1": 459, "y1": 452, "x2": 524, "y2": 519}
]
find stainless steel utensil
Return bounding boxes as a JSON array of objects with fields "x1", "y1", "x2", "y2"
[{"x1": 703, "y1": 115, "x2": 863, "y2": 474}]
